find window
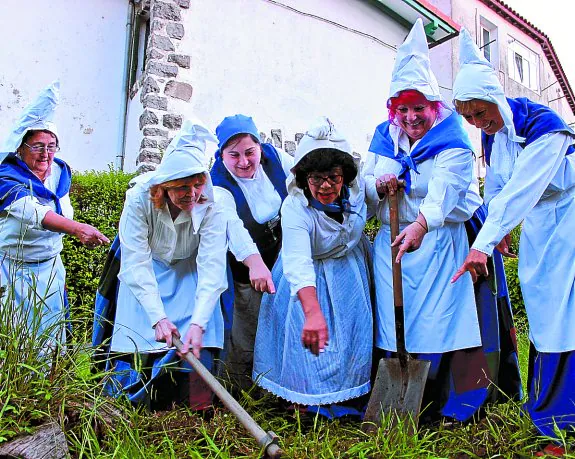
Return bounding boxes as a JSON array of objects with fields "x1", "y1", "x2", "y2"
[
  {"x1": 479, "y1": 17, "x2": 498, "y2": 67},
  {"x1": 507, "y1": 36, "x2": 539, "y2": 92},
  {"x1": 128, "y1": 12, "x2": 150, "y2": 92}
]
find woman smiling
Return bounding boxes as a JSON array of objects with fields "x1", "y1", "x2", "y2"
[{"x1": 253, "y1": 118, "x2": 373, "y2": 418}]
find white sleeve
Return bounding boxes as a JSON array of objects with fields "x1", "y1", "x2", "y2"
[
  {"x1": 59, "y1": 193, "x2": 74, "y2": 220},
  {"x1": 280, "y1": 199, "x2": 316, "y2": 296},
  {"x1": 473, "y1": 133, "x2": 571, "y2": 255},
  {"x1": 6, "y1": 196, "x2": 52, "y2": 228},
  {"x1": 191, "y1": 205, "x2": 229, "y2": 329},
  {"x1": 117, "y1": 191, "x2": 166, "y2": 327},
  {"x1": 419, "y1": 147, "x2": 473, "y2": 231},
  {"x1": 278, "y1": 148, "x2": 295, "y2": 175},
  {"x1": 362, "y1": 152, "x2": 381, "y2": 208},
  {"x1": 213, "y1": 187, "x2": 259, "y2": 262}
]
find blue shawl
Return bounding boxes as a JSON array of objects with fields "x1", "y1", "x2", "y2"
[
  {"x1": 368, "y1": 112, "x2": 474, "y2": 193},
  {"x1": 0, "y1": 154, "x2": 71, "y2": 215},
  {"x1": 482, "y1": 97, "x2": 575, "y2": 166}
]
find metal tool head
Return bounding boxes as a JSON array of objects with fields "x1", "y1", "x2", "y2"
[{"x1": 362, "y1": 357, "x2": 430, "y2": 434}]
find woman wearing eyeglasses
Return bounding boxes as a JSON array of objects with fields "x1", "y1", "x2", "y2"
[
  {"x1": 364, "y1": 21, "x2": 521, "y2": 422},
  {"x1": 252, "y1": 118, "x2": 372, "y2": 418},
  {"x1": 210, "y1": 114, "x2": 293, "y2": 391},
  {"x1": 0, "y1": 82, "x2": 108, "y2": 351}
]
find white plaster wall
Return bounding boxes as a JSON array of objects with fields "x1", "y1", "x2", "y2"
[
  {"x1": 0, "y1": 0, "x2": 129, "y2": 171},
  {"x1": 172, "y1": 0, "x2": 413, "y2": 158}
]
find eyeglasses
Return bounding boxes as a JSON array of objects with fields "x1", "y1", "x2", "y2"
[
  {"x1": 23, "y1": 143, "x2": 60, "y2": 153},
  {"x1": 307, "y1": 173, "x2": 344, "y2": 186}
]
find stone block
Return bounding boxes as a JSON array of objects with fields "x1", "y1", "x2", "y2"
[
  {"x1": 143, "y1": 95, "x2": 168, "y2": 111},
  {"x1": 141, "y1": 138, "x2": 158, "y2": 149},
  {"x1": 259, "y1": 132, "x2": 267, "y2": 143},
  {"x1": 143, "y1": 127, "x2": 168, "y2": 137},
  {"x1": 147, "y1": 61, "x2": 178, "y2": 77},
  {"x1": 137, "y1": 162, "x2": 158, "y2": 174},
  {"x1": 138, "y1": 149, "x2": 162, "y2": 164},
  {"x1": 151, "y1": 34, "x2": 174, "y2": 52},
  {"x1": 159, "y1": 138, "x2": 172, "y2": 150},
  {"x1": 167, "y1": 54, "x2": 190, "y2": 68},
  {"x1": 178, "y1": 0, "x2": 190, "y2": 8},
  {"x1": 284, "y1": 141, "x2": 296, "y2": 156},
  {"x1": 139, "y1": 110, "x2": 159, "y2": 130},
  {"x1": 152, "y1": 1, "x2": 181, "y2": 21},
  {"x1": 163, "y1": 114, "x2": 183, "y2": 130},
  {"x1": 166, "y1": 22, "x2": 184, "y2": 39},
  {"x1": 151, "y1": 19, "x2": 164, "y2": 32},
  {"x1": 164, "y1": 80, "x2": 193, "y2": 101},
  {"x1": 295, "y1": 133, "x2": 304, "y2": 144},
  {"x1": 271, "y1": 129, "x2": 282, "y2": 148},
  {"x1": 147, "y1": 48, "x2": 164, "y2": 60},
  {"x1": 141, "y1": 77, "x2": 160, "y2": 99}
]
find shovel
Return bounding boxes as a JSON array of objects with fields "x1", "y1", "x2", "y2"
[
  {"x1": 363, "y1": 186, "x2": 430, "y2": 433},
  {"x1": 173, "y1": 337, "x2": 283, "y2": 458}
]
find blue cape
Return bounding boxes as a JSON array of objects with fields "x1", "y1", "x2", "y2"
[
  {"x1": 0, "y1": 154, "x2": 71, "y2": 215},
  {"x1": 369, "y1": 112, "x2": 473, "y2": 192},
  {"x1": 482, "y1": 97, "x2": 575, "y2": 166}
]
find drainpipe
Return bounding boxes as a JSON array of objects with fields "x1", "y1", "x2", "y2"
[{"x1": 116, "y1": 0, "x2": 136, "y2": 171}]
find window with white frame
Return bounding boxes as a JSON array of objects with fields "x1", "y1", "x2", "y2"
[
  {"x1": 479, "y1": 17, "x2": 498, "y2": 67},
  {"x1": 507, "y1": 36, "x2": 539, "y2": 92}
]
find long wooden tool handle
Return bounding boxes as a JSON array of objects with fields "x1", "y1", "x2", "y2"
[
  {"x1": 173, "y1": 337, "x2": 283, "y2": 458},
  {"x1": 388, "y1": 190, "x2": 408, "y2": 363}
]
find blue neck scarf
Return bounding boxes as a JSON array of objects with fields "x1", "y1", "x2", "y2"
[
  {"x1": 309, "y1": 185, "x2": 358, "y2": 215},
  {"x1": 482, "y1": 97, "x2": 575, "y2": 166},
  {"x1": 368, "y1": 111, "x2": 473, "y2": 193},
  {"x1": 0, "y1": 154, "x2": 71, "y2": 215}
]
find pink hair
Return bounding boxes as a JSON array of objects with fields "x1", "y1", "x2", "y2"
[{"x1": 387, "y1": 90, "x2": 441, "y2": 125}]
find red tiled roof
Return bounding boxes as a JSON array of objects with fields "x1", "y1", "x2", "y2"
[{"x1": 479, "y1": 0, "x2": 575, "y2": 115}]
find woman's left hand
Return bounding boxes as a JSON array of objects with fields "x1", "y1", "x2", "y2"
[
  {"x1": 391, "y1": 216, "x2": 428, "y2": 263},
  {"x1": 451, "y1": 249, "x2": 489, "y2": 283},
  {"x1": 180, "y1": 324, "x2": 204, "y2": 359}
]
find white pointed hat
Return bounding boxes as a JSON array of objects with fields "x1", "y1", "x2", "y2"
[
  {"x1": 389, "y1": 18, "x2": 441, "y2": 102},
  {"x1": 453, "y1": 28, "x2": 524, "y2": 141},
  {"x1": 2, "y1": 81, "x2": 60, "y2": 162}
]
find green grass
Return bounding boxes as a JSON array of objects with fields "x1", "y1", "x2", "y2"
[{"x1": 0, "y1": 261, "x2": 571, "y2": 458}]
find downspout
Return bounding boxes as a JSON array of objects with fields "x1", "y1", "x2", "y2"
[{"x1": 116, "y1": 0, "x2": 136, "y2": 171}]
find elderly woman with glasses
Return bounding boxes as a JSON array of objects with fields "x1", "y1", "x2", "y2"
[
  {"x1": 252, "y1": 118, "x2": 373, "y2": 419},
  {"x1": 364, "y1": 20, "x2": 521, "y2": 422},
  {"x1": 0, "y1": 82, "x2": 108, "y2": 350}
]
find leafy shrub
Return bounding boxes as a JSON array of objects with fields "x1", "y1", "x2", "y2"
[{"x1": 61, "y1": 169, "x2": 134, "y2": 328}]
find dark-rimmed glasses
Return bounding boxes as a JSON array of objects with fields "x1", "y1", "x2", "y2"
[{"x1": 307, "y1": 173, "x2": 343, "y2": 186}]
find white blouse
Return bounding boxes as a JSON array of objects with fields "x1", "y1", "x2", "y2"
[
  {"x1": 0, "y1": 161, "x2": 74, "y2": 261},
  {"x1": 280, "y1": 179, "x2": 367, "y2": 296},
  {"x1": 363, "y1": 120, "x2": 481, "y2": 231},
  {"x1": 215, "y1": 148, "x2": 294, "y2": 225},
  {"x1": 117, "y1": 184, "x2": 228, "y2": 329}
]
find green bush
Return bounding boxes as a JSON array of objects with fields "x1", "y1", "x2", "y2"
[{"x1": 61, "y1": 169, "x2": 134, "y2": 328}]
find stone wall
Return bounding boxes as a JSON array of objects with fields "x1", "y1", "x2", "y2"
[{"x1": 136, "y1": 0, "x2": 192, "y2": 172}]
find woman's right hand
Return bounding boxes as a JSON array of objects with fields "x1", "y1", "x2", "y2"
[
  {"x1": 73, "y1": 222, "x2": 110, "y2": 249},
  {"x1": 302, "y1": 309, "x2": 329, "y2": 356},
  {"x1": 375, "y1": 174, "x2": 399, "y2": 196},
  {"x1": 154, "y1": 318, "x2": 180, "y2": 347}
]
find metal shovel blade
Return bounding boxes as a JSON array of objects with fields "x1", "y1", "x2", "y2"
[{"x1": 363, "y1": 357, "x2": 430, "y2": 433}]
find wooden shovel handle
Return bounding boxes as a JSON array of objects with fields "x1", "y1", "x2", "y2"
[{"x1": 388, "y1": 186, "x2": 408, "y2": 360}]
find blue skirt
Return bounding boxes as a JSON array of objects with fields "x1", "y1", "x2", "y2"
[
  {"x1": 253, "y1": 237, "x2": 373, "y2": 406},
  {"x1": 525, "y1": 344, "x2": 575, "y2": 438}
]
